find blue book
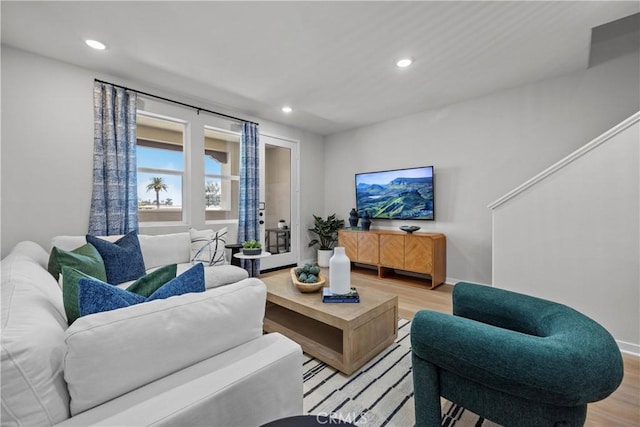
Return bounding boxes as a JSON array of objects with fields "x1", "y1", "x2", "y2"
[{"x1": 322, "y1": 287, "x2": 360, "y2": 303}]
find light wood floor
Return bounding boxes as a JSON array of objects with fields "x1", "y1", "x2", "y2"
[{"x1": 261, "y1": 267, "x2": 640, "y2": 426}]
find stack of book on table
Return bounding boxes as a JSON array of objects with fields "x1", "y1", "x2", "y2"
[{"x1": 322, "y1": 287, "x2": 360, "y2": 303}]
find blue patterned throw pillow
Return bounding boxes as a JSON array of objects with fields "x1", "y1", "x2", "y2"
[
  {"x1": 77, "y1": 263, "x2": 205, "y2": 319},
  {"x1": 86, "y1": 231, "x2": 146, "y2": 285},
  {"x1": 78, "y1": 278, "x2": 145, "y2": 317},
  {"x1": 147, "y1": 263, "x2": 205, "y2": 301}
]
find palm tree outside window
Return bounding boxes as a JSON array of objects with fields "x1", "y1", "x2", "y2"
[{"x1": 146, "y1": 177, "x2": 168, "y2": 208}]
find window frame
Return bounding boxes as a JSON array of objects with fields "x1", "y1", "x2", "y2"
[{"x1": 136, "y1": 110, "x2": 188, "y2": 226}]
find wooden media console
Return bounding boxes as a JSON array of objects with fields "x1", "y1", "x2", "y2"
[{"x1": 338, "y1": 229, "x2": 446, "y2": 289}]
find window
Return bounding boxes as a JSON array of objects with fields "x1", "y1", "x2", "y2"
[
  {"x1": 136, "y1": 114, "x2": 185, "y2": 223},
  {"x1": 204, "y1": 128, "x2": 239, "y2": 221}
]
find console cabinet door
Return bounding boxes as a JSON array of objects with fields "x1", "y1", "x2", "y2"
[
  {"x1": 339, "y1": 230, "x2": 358, "y2": 261},
  {"x1": 357, "y1": 233, "x2": 379, "y2": 265},
  {"x1": 379, "y1": 234, "x2": 404, "y2": 269},
  {"x1": 405, "y1": 235, "x2": 433, "y2": 274}
]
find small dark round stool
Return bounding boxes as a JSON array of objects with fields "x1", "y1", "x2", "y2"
[
  {"x1": 261, "y1": 414, "x2": 358, "y2": 426},
  {"x1": 225, "y1": 243, "x2": 243, "y2": 267}
]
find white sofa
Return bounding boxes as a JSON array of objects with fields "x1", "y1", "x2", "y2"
[{"x1": 1, "y1": 233, "x2": 303, "y2": 427}]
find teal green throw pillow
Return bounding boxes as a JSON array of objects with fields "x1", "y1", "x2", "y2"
[
  {"x1": 63, "y1": 264, "x2": 178, "y2": 325},
  {"x1": 48, "y1": 243, "x2": 106, "y2": 282},
  {"x1": 125, "y1": 264, "x2": 178, "y2": 298}
]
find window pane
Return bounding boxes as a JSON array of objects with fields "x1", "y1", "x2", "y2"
[
  {"x1": 205, "y1": 178, "x2": 238, "y2": 221},
  {"x1": 137, "y1": 146, "x2": 184, "y2": 171},
  {"x1": 205, "y1": 156, "x2": 222, "y2": 175},
  {"x1": 137, "y1": 114, "x2": 184, "y2": 223},
  {"x1": 204, "y1": 127, "x2": 240, "y2": 221},
  {"x1": 138, "y1": 173, "x2": 182, "y2": 222}
]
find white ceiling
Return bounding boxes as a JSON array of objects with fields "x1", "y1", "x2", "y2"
[{"x1": 2, "y1": 1, "x2": 638, "y2": 136}]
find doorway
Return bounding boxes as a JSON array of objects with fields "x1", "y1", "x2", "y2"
[{"x1": 259, "y1": 134, "x2": 298, "y2": 270}]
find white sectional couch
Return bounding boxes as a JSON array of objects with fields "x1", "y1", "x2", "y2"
[{"x1": 1, "y1": 233, "x2": 303, "y2": 427}]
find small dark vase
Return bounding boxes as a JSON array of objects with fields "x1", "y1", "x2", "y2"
[
  {"x1": 362, "y1": 211, "x2": 372, "y2": 231},
  {"x1": 349, "y1": 208, "x2": 359, "y2": 228}
]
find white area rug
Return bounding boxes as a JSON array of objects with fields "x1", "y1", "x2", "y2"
[{"x1": 302, "y1": 318, "x2": 499, "y2": 427}]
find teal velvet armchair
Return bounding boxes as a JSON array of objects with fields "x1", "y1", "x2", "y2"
[{"x1": 411, "y1": 282, "x2": 624, "y2": 427}]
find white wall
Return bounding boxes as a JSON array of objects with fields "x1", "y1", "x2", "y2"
[
  {"x1": 491, "y1": 117, "x2": 639, "y2": 352},
  {"x1": 324, "y1": 50, "x2": 640, "y2": 284},
  {"x1": 1, "y1": 46, "x2": 324, "y2": 261}
]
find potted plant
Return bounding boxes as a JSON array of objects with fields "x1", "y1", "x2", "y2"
[
  {"x1": 308, "y1": 213, "x2": 344, "y2": 267},
  {"x1": 242, "y1": 240, "x2": 262, "y2": 255}
]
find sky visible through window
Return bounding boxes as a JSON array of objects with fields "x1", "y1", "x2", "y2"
[{"x1": 137, "y1": 146, "x2": 223, "y2": 207}]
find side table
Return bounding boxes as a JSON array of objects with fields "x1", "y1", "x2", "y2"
[{"x1": 233, "y1": 251, "x2": 271, "y2": 277}]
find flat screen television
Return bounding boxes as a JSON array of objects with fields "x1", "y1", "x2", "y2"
[{"x1": 355, "y1": 166, "x2": 434, "y2": 220}]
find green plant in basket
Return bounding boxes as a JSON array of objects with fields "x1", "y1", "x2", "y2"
[{"x1": 242, "y1": 240, "x2": 261, "y2": 249}]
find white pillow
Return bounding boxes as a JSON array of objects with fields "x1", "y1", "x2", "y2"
[
  {"x1": 189, "y1": 227, "x2": 227, "y2": 266},
  {"x1": 64, "y1": 278, "x2": 266, "y2": 415},
  {"x1": 138, "y1": 232, "x2": 191, "y2": 269}
]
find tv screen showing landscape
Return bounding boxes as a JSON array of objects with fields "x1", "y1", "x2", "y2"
[{"x1": 355, "y1": 166, "x2": 434, "y2": 220}]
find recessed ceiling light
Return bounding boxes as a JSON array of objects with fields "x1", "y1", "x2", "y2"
[
  {"x1": 85, "y1": 39, "x2": 106, "y2": 50},
  {"x1": 281, "y1": 106, "x2": 293, "y2": 113},
  {"x1": 396, "y1": 58, "x2": 412, "y2": 68}
]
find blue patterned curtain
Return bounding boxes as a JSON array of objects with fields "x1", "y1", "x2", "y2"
[
  {"x1": 89, "y1": 82, "x2": 138, "y2": 235},
  {"x1": 238, "y1": 122, "x2": 260, "y2": 276}
]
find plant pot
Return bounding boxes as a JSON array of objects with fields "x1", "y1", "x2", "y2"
[
  {"x1": 317, "y1": 249, "x2": 333, "y2": 267},
  {"x1": 243, "y1": 248, "x2": 262, "y2": 256}
]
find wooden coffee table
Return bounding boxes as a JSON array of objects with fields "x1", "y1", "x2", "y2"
[{"x1": 262, "y1": 276, "x2": 398, "y2": 375}]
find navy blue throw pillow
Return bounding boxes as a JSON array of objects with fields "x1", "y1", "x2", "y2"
[
  {"x1": 77, "y1": 263, "x2": 206, "y2": 319},
  {"x1": 86, "y1": 231, "x2": 146, "y2": 285}
]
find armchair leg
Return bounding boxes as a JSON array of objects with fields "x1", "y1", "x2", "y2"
[{"x1": 412, "y1": 354, "x2": 442, "y2": 427}]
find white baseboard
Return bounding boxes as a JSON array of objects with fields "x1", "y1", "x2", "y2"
[{"x1": 617, "y1": 340, "x2": 640, "y2": 356}]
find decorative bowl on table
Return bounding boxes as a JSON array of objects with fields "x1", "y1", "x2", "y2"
[
  {"x1": 290, "y1": 268, "x2": 325, "y2": 293},
  {"x1": 242, "y1": 248, "x2": 262, "y2": 255},
  {"x1": 400, "y1": 226, "x2": 421, "y2": 234}
]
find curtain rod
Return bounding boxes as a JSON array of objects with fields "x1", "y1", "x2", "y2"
[{"x1": 94, "y1": 79, "x2": 259, "y2": 126}]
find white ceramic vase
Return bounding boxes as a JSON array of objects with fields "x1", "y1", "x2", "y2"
[{"x1": 329, "y1": 246, "x2": 351, "y2": 295}]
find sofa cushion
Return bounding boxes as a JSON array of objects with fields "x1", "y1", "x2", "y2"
[
  {"x1": 1, "y1": 242, "x2": 70, "y2": 426},
  {"x1": 78, "y1": 263, "x2": 205, "y2": 318},
  {"x1": 178, "y1": 263, "x2": 249, "y2": 289},
  {"x1": 189, "y1": 227, "x2": 227, "y2": 266},
  {"x1": 63, "y1": 264, "x2": 178, "y2": 325},
  {"x1": 64, "y1": 277, "x2": 267, "y2": 415},
  {"x1": 47, "y1": 243, "x2": 106, "y2": 283},
  {"x1": 87, "y1": 231, "x2": 146, "y2": 284}
]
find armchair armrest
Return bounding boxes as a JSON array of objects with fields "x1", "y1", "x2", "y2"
[
  {"x1": 453, "y1": 281, "x2": 567, "y2": 336},
  {"x1": 411, "y1": 306, "x2": 623, "y2": 406}
]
